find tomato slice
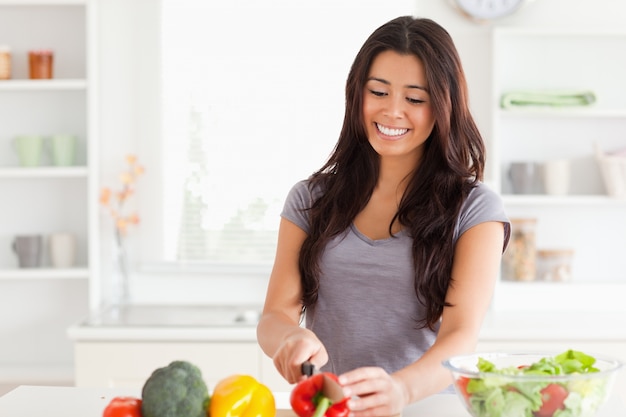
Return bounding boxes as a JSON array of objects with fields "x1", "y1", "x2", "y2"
[
  {"x1": 534, "y1": 384, "x2": 568, "y2": 417},
  {"x1": 456, "y1": 376, "x2": 471, "y2": 402}
]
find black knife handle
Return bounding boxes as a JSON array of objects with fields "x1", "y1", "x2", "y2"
[{"x1": 301, "y1": 360, "x2": 315, "y2": 377}]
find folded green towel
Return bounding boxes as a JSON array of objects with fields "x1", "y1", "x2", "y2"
[{"x1": 500, "y1": 90, "x2": 596, "y2": 109}]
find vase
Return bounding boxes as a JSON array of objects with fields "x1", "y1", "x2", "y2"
[{"x1": 110, "y1": 229, "x2": 130, "y2": 307}]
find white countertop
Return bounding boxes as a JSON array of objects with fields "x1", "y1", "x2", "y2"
[
  {"x1": 66, "y1": 305, "x2": 626, "y2": 342},
  {"x1": 1, "y1": 386, "x2": 625, "y2": 417}
]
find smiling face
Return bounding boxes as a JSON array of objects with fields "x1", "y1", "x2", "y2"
[{"x1": 362, "y1": 50, "x2": 436, "y2": 166}]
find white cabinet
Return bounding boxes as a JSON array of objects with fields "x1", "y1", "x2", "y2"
[
  {"x1": 73, "y1": 341, "x2": 293, "y2": 392},
  {"x1": 489, "y1": 29, "x2": 626, "y2": 311},
  {"x1": 0, "y1": 0, "x2": 97, "y2": 383}
]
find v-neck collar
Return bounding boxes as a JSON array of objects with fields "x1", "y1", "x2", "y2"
[{"x1": 350, "y1": 223, "x2": 407, "y2": 245}]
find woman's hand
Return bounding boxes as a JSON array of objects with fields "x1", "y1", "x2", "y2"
[
  {"x1": 338, "y1": 367, "x2": 409, "y2": 417},
  {"x1": 272, "y1": 328, "x2": 328, "y2": 384}
]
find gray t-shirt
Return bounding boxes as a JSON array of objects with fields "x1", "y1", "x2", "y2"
[{"x1": 281, "y1": 179, "x2": 510, "y2": 376}]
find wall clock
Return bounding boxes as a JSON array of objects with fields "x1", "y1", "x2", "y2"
[{"x1": 451, "y1": 0, "x2": 529, "y2": 21}]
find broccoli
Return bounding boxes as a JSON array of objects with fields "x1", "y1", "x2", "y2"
[{"x1": 141, "y1": 360, "x2": 210, "y2": 417}]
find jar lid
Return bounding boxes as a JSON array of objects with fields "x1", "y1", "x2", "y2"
[
  {"x1": 29, "y1": 49, "x2": 53, "y2": 55},
  {"x1": 537, "y1": 249, "x2": 575, "y2": 257},
  {"x1": 510, "y1": 217, "x2": 537, "y2": 224}
]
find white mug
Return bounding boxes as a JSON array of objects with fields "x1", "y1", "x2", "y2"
[
  {"x1": 543, "y1": 159, "x2": 570, "y2": 196},
  {"x1": 49, "y1": 232, "x2": 76, "y2": 268}
]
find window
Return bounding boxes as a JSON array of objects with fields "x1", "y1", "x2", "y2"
[{"x1": 144, "y1": 0, "x2": 416, "y2": 270}]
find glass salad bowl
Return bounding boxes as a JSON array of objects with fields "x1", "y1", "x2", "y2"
[{"x1": 442, "y1": 351, "x2": 623, "y2": 417}]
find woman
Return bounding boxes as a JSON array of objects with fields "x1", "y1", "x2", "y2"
[{"x1": 257, "y1": 16, "x2": 510, "y2": 416}]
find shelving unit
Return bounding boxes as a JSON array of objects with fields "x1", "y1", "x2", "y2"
[
  {"x1": 0, "y1": 0, "x2": 96, "y2": 385},
  {"x1": 491, "y1": 28, "x2": 626, "y2": 310},
  {"x1": 0, "y1": 267, "x2": 88, "y2": 280},
  {"x1": 0, "y1": 167, "x2": 89, "y2": 178},
  {"x1": 0, "y1": 79, "x2": 87, "y2": 90}
]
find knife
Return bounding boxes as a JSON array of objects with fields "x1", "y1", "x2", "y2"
[{"x1": 301, "y1": 360, "x2": 345, "y2": 402}]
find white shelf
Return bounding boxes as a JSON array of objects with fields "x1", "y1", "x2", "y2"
[
  {"x1": 0, "y1": 268, "x2": 89, "y2": 280},
  {"x1": 498, "y1": 107, "x2": 626, "y2": 119},
  {"x1": 0, "y1": 0, "x2": 84, "y2": 6},
  {"x1": 502, "y1": 194, "x2": 626, "y2": 206},
  {"x1": 0, "y1": 79, "x2": 87, "y2": 91},
  {"x1": 0, "y1": 167, "x2": 88, "y2": 178}
]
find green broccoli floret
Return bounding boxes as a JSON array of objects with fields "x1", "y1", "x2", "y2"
[{"x1": 141, "y1": 360, "x2": 209, "y2": 417}]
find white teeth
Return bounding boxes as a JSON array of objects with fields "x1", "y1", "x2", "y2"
[{"x1": 376, "y1": 123, "x2": 408, "y2": 137}]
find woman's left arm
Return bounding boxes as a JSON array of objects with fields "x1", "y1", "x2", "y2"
[
  {"x1": 340, "y1": 221, "x2": 506, "y2": 416},
  {"x1": 397, "y1": 220, "x2": 507, "y2": 401}
]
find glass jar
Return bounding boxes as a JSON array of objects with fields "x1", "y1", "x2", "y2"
[
  {"x1": 28, "y1": 49, "x2": 54, "y2": 79},
  {"x1": 537, "y1": 249, "x2": 574, "y2": 282},
  {"x1": 0, "y1": 45, "x2": 11, "y2": 80},
  {"x1": 501, "y1": 218, "x2": 537, "y2": 281}
]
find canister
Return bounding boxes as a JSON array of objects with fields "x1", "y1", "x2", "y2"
[
  {"x1": 29, "y1": 49, "x2": 54, "y2": 79},
  {"x1": 537, "y1": 249, "x2": 574, "y2": 282},
  {"x1": 501, "y1": 218, "x2": 537, "y2": 281}
]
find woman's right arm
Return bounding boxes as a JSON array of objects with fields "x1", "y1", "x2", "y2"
[{"x1": 256, "y1": 218, "x2": 327, "y2": 384}]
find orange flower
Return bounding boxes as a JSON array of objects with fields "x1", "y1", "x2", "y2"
[
  {"x1": 100, "y1": 187, "x2": 112, "y2": 205},
  {"x1": 100, "y1": 155, "x2": 145, "y2": 236}
]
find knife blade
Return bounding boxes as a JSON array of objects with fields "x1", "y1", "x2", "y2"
[{"x1": 300, "y1": 360, "x2": 345, "y2": 403}]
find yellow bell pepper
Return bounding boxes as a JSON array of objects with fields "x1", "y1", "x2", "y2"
[{"x1": 209, "y1": 374, "x2": 276, "y2": 417}]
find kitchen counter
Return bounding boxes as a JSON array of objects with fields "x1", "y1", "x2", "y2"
[
  {"x1": 2, "y1": 386, "x2": 625, "y2": 417},
  {"x1": 66, "y1": 304, "x2": 626, "y2": 342}
]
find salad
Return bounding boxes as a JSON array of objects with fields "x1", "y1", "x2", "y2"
[{"x1": 457, "y1": 350, "x2": 609, "y2": 417}]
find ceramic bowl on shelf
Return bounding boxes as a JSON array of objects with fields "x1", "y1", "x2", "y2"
[{"x1": 442, "y1": 351, "x2": 623, "y2": 417}]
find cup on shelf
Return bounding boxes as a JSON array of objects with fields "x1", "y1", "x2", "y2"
[
  {"x1": 508, "y1": 161, "x2": 543, "y2": 194},
  {"x1": 13, "y1": 134, "x2": 44, "y2": 167},
  {"x1": 28, "y1": 49, "x2": 54, "y2": 79},
  {"x1": 543, "y1": 159, "x2": 570, "y2": 196},
  {"x1": 12, "y1": 235, "x2": 43, "y2": 268},
  {"x1": 48, "y1": 134, "x2": 77, "y2": 166},
  {"x1": 49, "y1": 232, "x2": 77, "y2": 268}
]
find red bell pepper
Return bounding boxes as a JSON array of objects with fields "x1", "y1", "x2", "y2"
[{"x1": 290, "y1": 372, "x2": 349, "y2": 417}]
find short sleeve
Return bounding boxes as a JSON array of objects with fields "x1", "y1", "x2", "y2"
[
  {"x1": 455, "y1": 183, "x2": 511, "y2": 252},
  {"x1": 280, "y1": 180, "x2": 315, "y2": 233}
]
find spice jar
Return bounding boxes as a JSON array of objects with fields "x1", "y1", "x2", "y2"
[
  {"x1": 501, "y1": 218, "x2": 537, "y2": 281},
  {"x1": 28, "y1": 49, "x2": 54, "y2": 79},
  {"x1": 0, "y1": 45, "x2": 11, "y2": 80},
  {"x1": 537, "y1": 249, "x2": 574, "y2": 282}
]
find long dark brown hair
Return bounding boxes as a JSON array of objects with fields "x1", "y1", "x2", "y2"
[{"x1": 299, "y1": 16, "x2": 485, "y2": 329}]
